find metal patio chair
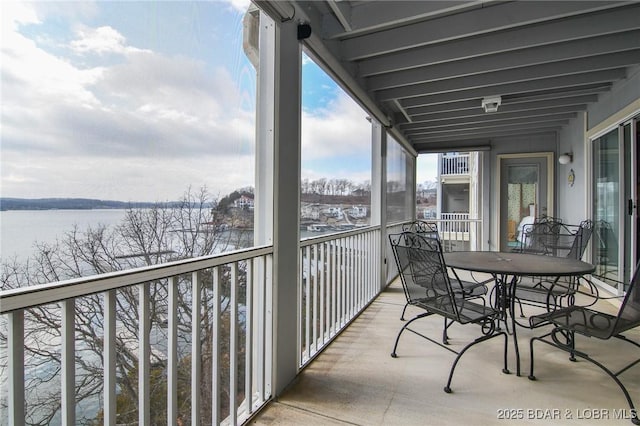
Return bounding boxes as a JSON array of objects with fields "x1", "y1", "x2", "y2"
[
  {"x1": 398, "y1": 221, "x2": 490, "y2": 327},
  {"x1": 528, "y1": 260, "x2": 640, "y2": 425},
  {"x1": 389, "y1": 232, "x2": 508, "y2": 393},
  {"x1": 514, "y1": 220, "x2": 597, "y2": 316}
]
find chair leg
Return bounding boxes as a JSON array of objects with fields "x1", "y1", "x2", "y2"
[
  {"x1": 529, "y1": 332, "x2": 640, "y2": 425},
  {"x1": 443, "y1": 317, "x2": 453, "y2": 345},
  {"x1": 391, "y1": 312, "x2": 430, "y2": 358},
  {"x1": 444, "y1": 331, "x2": 508, "y2": 393},
  {"x1": 400, "y1": 302, "x2": 409, "y2": 321}
]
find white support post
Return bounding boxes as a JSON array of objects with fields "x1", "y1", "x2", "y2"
[
  {"x1": 272, "y1": 17, "x2": 301, "y2": 395},
  {"x1": 371, "y1": 119, "x2": 388, "y2": 290}
]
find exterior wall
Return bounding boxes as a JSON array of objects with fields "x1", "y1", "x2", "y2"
[
  {"x1": 556, "y1": 65, "x2": 640, "y2": 226},
  {"x1": 588, "y1": 65, "x2": 640, "y2": 130},
  {"x1": 556, "y1": 114, "x2": 587, "y2": 225}
]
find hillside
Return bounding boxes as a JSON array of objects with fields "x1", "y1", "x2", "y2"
[{"x1": 1, "y1": 198, "x2": 163, "y2": 211}]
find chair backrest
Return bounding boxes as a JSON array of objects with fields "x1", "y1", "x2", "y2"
[
  {"x1": 402, "y1": 220, "x2": 440, "y2": 240},
  {"x1": 389, "y1": 232, "x2": 458, "y2": 318},
  {"x1": 521, "y1": 219, "x2": 562, "y2": 254},
  {"x1": 613, "y1": 260, "x2": 640, "y2": 335},
  {"x1": 566, "y1": 220, "x2": 594, "y2": 260}
]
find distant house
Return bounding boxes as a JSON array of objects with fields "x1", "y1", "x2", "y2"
[
  {"x1": 324, "y1": 207, "x2": 343, "y2": 219},
  {"x1": 349, "y1": 205, "x2": 367, "y2": 219},
  {"x1": 301, "y1": 204, "x2": 321, "y2": 220},
  {"x1": 234, "y1": 194, "x2": 254, "y2": 210}
]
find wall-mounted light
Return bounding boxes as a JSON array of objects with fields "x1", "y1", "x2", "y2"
[{"x1": 558, "y1": 153, "x2": 573, "y2": 165}]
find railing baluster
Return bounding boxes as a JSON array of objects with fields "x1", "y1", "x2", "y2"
[
  {"x1": 138, "y1": 283, "x2": 150, "y2": 425},
  {"x1": 331, "y1": 241, "x2": 337, "y2": 336},
  {"x1": 312, "y1": 244, "x2": 318, "y2": 354},
  {"x1": 264, "y1": 255, "x2": 273, "y2": 397},
  {"x1": 245, "y1": 259, "x2": 253, "y2": 415},
  {"x1": 168, "y1": 276, "x2": 178, "y2": 425},
  {"x1": 230, "y1": 262, "x2": 238, "y2": 425},
  {"x1": 8, "y1": 310, "x2": 25, "y2": 426},
  {"x1": 319, "y1": 243, "x2": 325, "y2": 346},
  {"x1": 104, "y1": 290, "x2": 116, "y2": 426},
  {"x1": 61, "y1": 299, "x2": 75, "y2": 425},
  {"x1": 303, "y1": 246, "x2": 311, "y2": 359},
  {"x1": 191, "y1": 271, "x2": 201, "y2": 426},
  {"x1": 212, "y1": 267, "x2": 221, "y2": 426},
  {"x1": 256, "y1": 257, "x2": 265, "y2": 402}
]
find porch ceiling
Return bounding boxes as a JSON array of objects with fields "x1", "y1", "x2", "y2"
[{"x1": 258, "y1": 0, "x2": 640, "y2": 153}]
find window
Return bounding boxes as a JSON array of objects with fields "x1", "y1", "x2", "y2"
[
  {"x1": 386, "y1": 136, "x2": 413, "y2": 222},
  {"x1": 301, "y1": 52, "x2": 372, "y2": 236}
]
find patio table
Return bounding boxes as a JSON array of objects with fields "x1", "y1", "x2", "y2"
[{"x1": 444, "y1": 251, "x2": 595, "y2": 376}]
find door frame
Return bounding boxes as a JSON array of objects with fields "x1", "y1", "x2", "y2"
[
  {"x1": 494, "y1": 152, "x2": 555, "y2": 252},
  {"x1": 586, "y1": 108, "x2": 640, "y2": 294}
]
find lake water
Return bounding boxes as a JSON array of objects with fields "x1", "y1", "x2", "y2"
[{"x1": 1, "y1": 209, "x2": 129, "y2": 262}]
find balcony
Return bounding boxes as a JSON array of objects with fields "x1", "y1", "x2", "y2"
[
  {"x1": 2, "y1": 1, "x2": 639, "y2": 424},
  {"x1": 440, "y1": 154, "x2": 470, "y2": 177}
]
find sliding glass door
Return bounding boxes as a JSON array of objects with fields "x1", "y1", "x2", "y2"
[{"x1": 592, "y1": 116, "x2": 639, "y2": 292}]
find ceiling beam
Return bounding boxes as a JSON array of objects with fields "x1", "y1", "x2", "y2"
[
  {"x1": 322, "y1": 1, "x2": 484, "y2": 39},
  {"x1": 404, "y1": 115, "x2": 576, "y2": 134},
  {"x1": 403, "y1": 86, "x2": 610, "y2": 115},
  {"x1": 401, "y1": 111, "x2": 578, "y2": 135},
  {"x1": 342, "y1": 1, "x2": 625, "y2": 60},
  {"x1": 409, "y1": 123, "x2": 567, "y2": 141},
  {"x1": 357, "y1": 4, "x2": 640, "y2": 75},
  {"x1": 375, "y1": 50, "x2": 640, "y2": 100},
  {"x1": 408, "y1": 99, "x2": 592, "y2": 123},
  {"x1": 326, "y1": 0, "x2": 352, "y2": 32},
  {"x1": 366, "y1": 31, "x2": 640, "y2": 91},
  {"x1": 397, "y1": 69, "x2": 626, "y2": 108}
]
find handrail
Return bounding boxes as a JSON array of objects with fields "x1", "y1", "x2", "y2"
[
  {"x1": 0, "y1": 244, "x2": 274, "y2": 313},
  {"x1": 301, "y1": 224, "x2": 381, "y2": 246}
]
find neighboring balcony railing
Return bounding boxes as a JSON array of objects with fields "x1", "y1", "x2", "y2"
[
  {"x1": 299, "y1": 226, "x2": 381, "y2": 367},
  {"x1": 440, "y1": 154, "x2": 470, "y2": 175},
  {"x1": 1, "y1": 246, "x2": 274, "y2": 426},
  {"x1": 434, "y1": 214, "x2": 482, "y2": 252}
]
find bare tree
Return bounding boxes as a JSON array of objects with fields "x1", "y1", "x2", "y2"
[{"x1": 0, "y1": 187, "x2": 251, "y2": 425}]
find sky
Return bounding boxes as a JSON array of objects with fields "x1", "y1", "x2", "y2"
[{"x1": 1, "y1": 1, "x2": 436, "y2": 202}]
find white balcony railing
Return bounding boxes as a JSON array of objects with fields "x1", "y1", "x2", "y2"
[
  {"x1": 299, "y1": 226, "x2": 381, "y2": 366},
  {"x1": 1, "y1": 227, "x2": 385, "y2": 425},
  {"x1": 435, "y1": 214, "x2": 482, "y2": 252},
  {"x1": 1, "y1": 246, "x2": 274, "y2": 426},
  {"x1": 440, "y1": 154, "x2": 470, "y2": 175}
]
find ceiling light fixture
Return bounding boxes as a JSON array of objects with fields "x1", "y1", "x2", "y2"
[{"x1": 481, "y1": 96, "x2": 501, "y2": 113}]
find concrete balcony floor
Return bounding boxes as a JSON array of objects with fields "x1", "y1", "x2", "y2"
[{"x1": 252, "y1": 276, "x2": 640, "y2": 425}]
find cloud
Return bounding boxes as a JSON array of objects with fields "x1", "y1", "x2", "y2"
[
  {"x1": 225, "y1": 0, "x2": 252, "y2": 13},
  {"x1": 1, "y1": 3, "x2": 257, "y2": 200},
  {"x1": 70, "y1": 25, "x2": 147, "y2": 55},
  {"x1": 302, "y1": 91, "x2": 371, "y2": 160}
]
